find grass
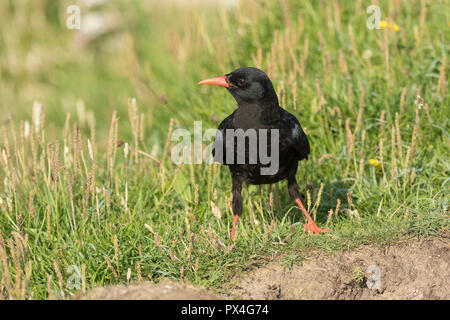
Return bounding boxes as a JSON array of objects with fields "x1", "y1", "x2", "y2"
[
  {"x1": 352, "y1": 266, "x2": 365, "y2": 286},
  {"x1": 0, "y1": 0, "x2": 448, "y2": 299}
]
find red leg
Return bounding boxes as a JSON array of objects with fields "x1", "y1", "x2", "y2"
[
  {"x1": 231, "y1": 215, "x2": 239, "y2": 240},
  {"x1": 295, "y1": 198, "x2": 328, "y2": 234}
]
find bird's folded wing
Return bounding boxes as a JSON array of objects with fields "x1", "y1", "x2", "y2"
[{"x1": 281, "y1": 109, "x2": 310, "y2": 161}]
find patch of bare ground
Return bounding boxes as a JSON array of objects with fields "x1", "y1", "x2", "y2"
[
  {"x1": 229, "y1": 237, "x2": 449, "y2": 300},
  {"x1": 79, "y1": 237, "x2": 449, "y2": 300},
  {"x1": 79, "y1": 279, "x2": 222, "y2": 300}
]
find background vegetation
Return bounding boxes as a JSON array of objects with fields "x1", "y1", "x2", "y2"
[{"x1": 0, "y1": 0, "x2": 448, "y2": 299}]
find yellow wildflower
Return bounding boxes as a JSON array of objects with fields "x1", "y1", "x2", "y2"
[
  {"x1": 369, "y1": 159, "x2": 381, "y2": 167},
  {"x1": 380, "y1": 20, "x2": 400, "y2": 32}
]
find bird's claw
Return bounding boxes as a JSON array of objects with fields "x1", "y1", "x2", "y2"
[{"x1": 304, "y1": 222, "x2": 329, "y2": 234}]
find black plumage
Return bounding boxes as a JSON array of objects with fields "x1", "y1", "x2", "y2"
[{"x1": 199, "y1": 67, "x2": 327, "y2": 239}]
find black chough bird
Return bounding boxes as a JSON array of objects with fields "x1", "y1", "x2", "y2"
[{"x1": 199, "y1": 67, "x2": 328, "y2": 239}]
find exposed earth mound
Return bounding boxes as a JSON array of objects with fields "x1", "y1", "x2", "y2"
[
  {"x1": 80, "y1": 237, "x2": 449, "y2": 300},
  {"x1": 80, "y1": 279, "x2": 222, "y2": 300},
  {"x1": 229, "y1": 237, "x2": 449, "y2": 299}
]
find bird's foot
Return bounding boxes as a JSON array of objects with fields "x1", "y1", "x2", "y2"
[
  {"x1": 295, "y1": 198, "x2": 328, "y2": 235},
  {"x1": 230, "y1": 215, "x2": 239, "y2": 241},
  {"x1": 304, "y1": 221, "x2": 328, "y2": 235}
]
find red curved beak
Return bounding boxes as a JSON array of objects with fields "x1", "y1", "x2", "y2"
[{"x1": 198, "y1": 75, "x2": 229, "y2": 88}]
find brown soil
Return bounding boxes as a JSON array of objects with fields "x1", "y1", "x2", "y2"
[
  {"x1": 80, "y1": 237, "x2": 449, "y2": 300},
  {"x1": 228, "y1": 237, "x2": 449, "y2": 300},
  {"x1": 79, "y1": 279, "x2": 222, "y2": 300}
]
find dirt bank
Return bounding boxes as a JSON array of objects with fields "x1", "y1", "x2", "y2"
[
  {"x1": 80, "y1": 237, "x2": 449, "y2": 300},
  {"x1": 80, "y1": 279, "x2": 222, "y2": 300},
  {"x1": 228, "y1": 237, "x2": 449, "y2": 299}
]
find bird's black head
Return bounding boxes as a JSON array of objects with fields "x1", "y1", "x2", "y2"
[{"x1": 199, "y1": 67, "x2": 278, "y2": 106}]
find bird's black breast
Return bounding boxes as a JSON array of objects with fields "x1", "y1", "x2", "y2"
[{"x1": 212, "y1": 107, "x2": 310, "y2": 185}]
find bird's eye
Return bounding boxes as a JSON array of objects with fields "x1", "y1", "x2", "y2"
[{"x1": 236, "y1": 78, "x2": 247, "y2": 87}]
